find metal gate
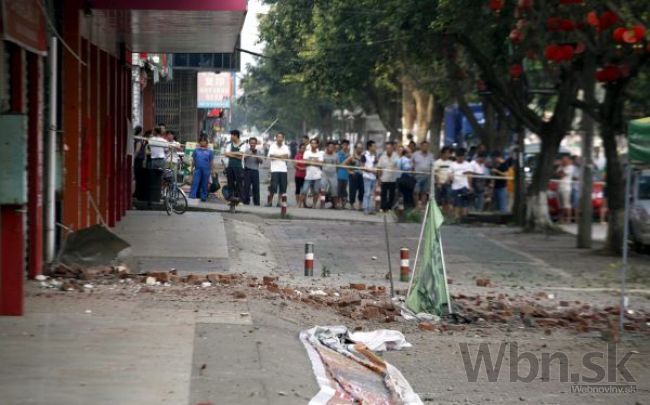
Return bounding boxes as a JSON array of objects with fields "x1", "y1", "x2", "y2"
[{"x1": 154, "y1": 70, "x2": 197, "y2": 142}]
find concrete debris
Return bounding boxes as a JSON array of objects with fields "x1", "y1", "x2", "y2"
[
  {"x1": 201, "y1": 282, "x2": 212, "y2": 288},
  {"x1": 35, "y1": 275, "x2": 48, "y2": 281},
  {"x1": 145, "y1": 277, "x2": 156, "y2": 286}
]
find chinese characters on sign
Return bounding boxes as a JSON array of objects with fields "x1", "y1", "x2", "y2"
[{"x1": 197, "y1": 72, "x2": 232, "y2": 109}]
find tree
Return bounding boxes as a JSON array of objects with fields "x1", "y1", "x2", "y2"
[{"x1": 435, "y1": 0, "x2": 648, "y2": 249}]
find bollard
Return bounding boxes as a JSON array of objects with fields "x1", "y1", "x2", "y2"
[
  {"x1": 280, "y1": 194, "x2": 287, "y2": 218},
  {"x1": 304, "y1": 243, "x2": 314, "y2": 276},
  {"x1": 400, "y1": 247, "x2": 410, "y2": 282},
  {"x1": 319, "y1": 193, "x2": 326, "y2": 209}
]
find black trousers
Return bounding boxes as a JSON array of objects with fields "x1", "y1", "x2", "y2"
[
  {"x1": 243, "y1": 168, "x2": 260, "y2": 206},
  {"x1": 295, "y1": 177, "x2": 305, "y2": 196},
  {"x1": 226, "y1": 166, "x2": 244, "y2": 202},
  {"x1": 380, "y1": 182, "x2": 397, "y2": 211},
  {"x1": 133, "y1": 158, "x2": 146, "y2": 200},
  {"x1": 349, "y1": 172, "x2": 364, "y2": 205},
  {"x1": 398, "y1": 178, "x2": 416, "y2": 209}
]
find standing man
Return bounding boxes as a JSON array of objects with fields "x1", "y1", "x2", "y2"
[
  {"x1": 337, "y1": 140, "x2": 351, "y2": 209},
  {"x1": 346, "y1": 142, "x2": 365, "y2": 210},
  {"x1": 224, "y1": 130, "x2": 245, "y2": 210},
  {"x1": 556, "y1": 154, "x2": 574, "y2": 224},
  {"x1": 433, "y1": 147, "x2": 453, "y2": 215},
  {"x1": 322, "y1": 141, "x2": 339, "y2": 208},
  {"x1": 449, "y1": 148, "x2": 474, "y2": 221},
  {"x1": 148, "y1": 127, "x2": 168, "y2": 170},
  {"x1": 242, "y1": 137, "x2": 263, "y2": 206},
  {"x1": 302, "y1": 138, "x2": 325, "y2": 208},
  {"x1": 295, "y1": 143, "x2": 307, "y2": 207},
  {"x1": 412, "y1": 141, "x2": 434, "y2": 208},
  {"x1": 266, "y1": 133, "x2": 290, "y2": 207},
  {"x1": 377, "y1": 141, "x2": 400, "y2": 212},
  {"x1": 470, "y1": 152, "x2": 489, "y2": 212},
  {"x1": 361, "y1": 141, "x2": 378, "y2": 215},
  {"x1": 189, "y1": 136, "x2": 214, "y2": 202},
  {"x1": 491, "y1": 151, "x2": 510, "y2": 213}
]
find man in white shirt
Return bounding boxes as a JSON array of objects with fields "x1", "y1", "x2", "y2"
[
  {"x1": 148, "y1": 127, "x2": 168, "y2": 169},
  {"x1": 301, "y1": 138, "x2": 325, "y2": 209},
  {"x1": 361, "y1": 140, "x2": 378, "y2": 215},
  {"x1": 449, "y1": 148, "x2": 474, "y2": 220},
  {"x1": 377, "y1": 141, "x2": 400, "y2": 212},
  {"x1": 433, "y1": 146, "x2": 453, "y2": 215},
  {"x1": 557, "y1": 154, "x2": 574, "y2": 224},
  {"x1": 266, "y1": 133, "x2": 290, "y2": 207}
]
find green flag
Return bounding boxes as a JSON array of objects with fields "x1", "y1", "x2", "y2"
[
  {"x1": 629, "y1": 117, "x2": 650, "y2": 166},
  {"x1": 405, "y1": 200, "x2": 450, "y2": 316}
]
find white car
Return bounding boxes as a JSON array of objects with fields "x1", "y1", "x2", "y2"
[{"x1": 630, "y1": 170, "x2": 650, "y2": 252}]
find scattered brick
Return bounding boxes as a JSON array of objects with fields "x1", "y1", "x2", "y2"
[
  {"x1": 350, "y1": 283, "x2": 366, "y2": 290},
  {"x1": 418, "y1": 322, "x2": 437, "y2": 331}
]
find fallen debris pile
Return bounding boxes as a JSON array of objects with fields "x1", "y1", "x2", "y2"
[{"x1": 38, "y1": 265, "x2": 649, "y2": 336}]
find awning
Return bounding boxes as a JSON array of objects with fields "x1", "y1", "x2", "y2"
[{"x1": 87, "y1": 0, "x2": 247, "y2": 53}]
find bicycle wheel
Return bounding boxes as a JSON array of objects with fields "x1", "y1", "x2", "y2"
[
  {"x1": 171, "y1": 187, "x2": 188, "y2": 215},
  {"x1": 163, "y1": 185, "x2": 172, "y2": 215}
]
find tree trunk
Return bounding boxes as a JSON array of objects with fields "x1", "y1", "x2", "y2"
[
  {"x1": 526, "y1": 131, "x2": 562, "y2": 231},
  {"x1": 402, "y1": 77, "x2": 416, "y2": 139},
  {"x1": 429, "y1": 97, "x2": 444, "y2": 156},
  {"x1": 577, "y1": 113, "x2": 594, "y2": 248},
  {"x1": 602, "y1": 125, "x2": 625, "y2": 254},
  {"x1": 368, "y1": 86, "x2": 401, "y2": 141},
  {"x1": 413, "y1": 89, "x2": 432, "y2": 142}
]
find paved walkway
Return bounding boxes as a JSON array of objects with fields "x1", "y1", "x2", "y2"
[
  {"x1": 558, "y1": 222, "x2": 607, "y2": 242},
  {"x1": 113, "y1": 210, "x2": 229, "y2": 274}
]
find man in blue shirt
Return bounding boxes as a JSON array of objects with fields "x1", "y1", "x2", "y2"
[
  {"x1": 337, "y1": 140, "x2": 350, "y2": 209},
  {"x1": 189, "y1": 136, "x2": 214, "y2": 202}
]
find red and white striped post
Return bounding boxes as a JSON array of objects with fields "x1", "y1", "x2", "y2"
[
  {"x1": 319, "y1": 192, "x2": 326, "y2": 209},
  {"x1": 374, "y1": 184, "x2": 381, "y2": 210},
  {"x1": 400, "y1": 247, "x2": 410, "y2": 282},
  {"x1": 280, "y1": 193, "x2": 287, "y2": 218},
  {"x1": 304, "y1": 243, "x2": 314, "y2": 276}
]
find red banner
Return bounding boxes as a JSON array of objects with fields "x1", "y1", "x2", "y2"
[{"x1": 1, "y1": 0, "x2": 47, "y2": 55}]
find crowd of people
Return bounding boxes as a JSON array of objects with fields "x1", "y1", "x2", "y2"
[
  {"x1": 131, "y1": 125, "x2": 528, "y2": 220},
  {"x1": 210, "y1": 130, "x2": 520, "y2": 220}
]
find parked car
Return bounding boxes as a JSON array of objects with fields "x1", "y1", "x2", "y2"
[
  {"x1": 547, "y1": 179, "x2": 605, "y2": 220},
  {"x1": 630, "y1": 170, "x2": 650, "y2": 252}
]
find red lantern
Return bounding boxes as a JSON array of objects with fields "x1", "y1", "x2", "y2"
[
  {"x1": 633, "y1": 25, "x2": 647, "y2": 41},
  {"x1": 595, "y1": 65, "x2": 620, "y2": 82},
  {"x1": 510, "y1": 29, "x2": 524, "y2": 44},
  {"x1": 613, "y1": 27, "x2": 626, "y2": 43},
  {"x1": 509, "y1": 64, "x2": 524, "y2": 78},
  {"x1": 586, "y1": 11, "x2": 600, "y2": 27},
  {"x1": 558, "y1": 45, "x2": 574, "y2": 61},
  {"x1": 489, "y1": 0, "x2": 505, "y2": 12},
  {"x1": 559, "y1": 19, "x2": 576, "y2": 31},
  {"x1": 544, "y1": 44, "x2": 561, "y2": 61},
  {"x1": 599, "y1": 11, "x2": 618, "y2": 31}
]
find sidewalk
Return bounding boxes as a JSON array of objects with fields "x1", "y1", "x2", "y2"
[
  {"x1": 113, "y1": 210, "x2": 230, "y2": 274},
  {"x1": 186, "y1": 197, "x2": 396, "y2": 223},
  {"x1": 558, "y1": 222, "x2": 607, "y2": 242}
]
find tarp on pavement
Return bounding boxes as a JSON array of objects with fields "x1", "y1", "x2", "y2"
[
  {"x1": 300, "y1": 326, "x2": 422, "y2": 405},
  {"x1": 405, "y1": 200, "x2": 451, "y2": 316},
  {"x1": 629, "y1": 117, "x2": 650, "y2": 166}
]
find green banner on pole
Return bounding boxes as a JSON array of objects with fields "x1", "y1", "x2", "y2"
[
  {"x1": 405, "y1": 200, "x2": 450, "y2": 316},
  {"x1": 629, "y1": 117, "x2": 650, "y2": 165}
]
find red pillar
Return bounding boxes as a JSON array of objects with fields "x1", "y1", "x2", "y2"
[
  {"x1": 80, "y1": 38, "x2": 90, "y2": 228},
  {"x1": 108, "y1": 57, "x2": 117, "y2": 227},
  {"x1": 1, "y1": 45, "x2": 26, "y2": 316},
  {"x1": 89, "y1": 44, "x2": 99, "y2": 224},
  {"x1": 27, "y1": 52, "x2": 44, "y2": 279},
  {"x1": 62, "y1": 0, "x2": 81, "y2": 230},
  {"x1": 99, "y1": 51, "x2": 108, "y2": 221}
]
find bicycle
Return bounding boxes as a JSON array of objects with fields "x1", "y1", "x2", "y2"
[{"x1": 161, "y1": 166, "x2": 188, "y2": 215}]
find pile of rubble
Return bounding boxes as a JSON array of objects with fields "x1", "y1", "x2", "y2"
[{"x1": 39, "y1": 265, "x2": 649, "y2": 337}]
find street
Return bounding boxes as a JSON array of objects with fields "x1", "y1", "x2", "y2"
[{"x1": 1, "y1": 209, "x2": 648, "y2": 404}]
